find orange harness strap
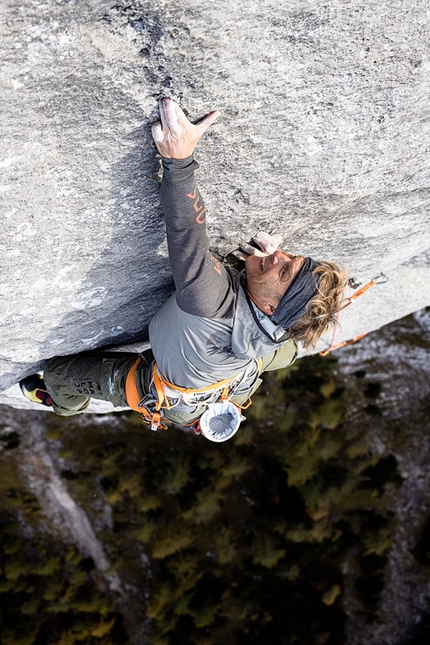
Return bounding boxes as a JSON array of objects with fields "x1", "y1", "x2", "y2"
[
  {"x1": 152, "y1": 366, "x2": 170, "y2": 410},
  {"x1": 125, "y1": 359, "x2": 168, "y2": 416},
  {"x1": 125, "y1": 358, "x2": 164, "y2": 430},
  {"x1": 154, "y1": 366, "x2": 243, "y2": 397},
  {"x1": 125, "y1": 357, "x2": 143, "y2": 412}
]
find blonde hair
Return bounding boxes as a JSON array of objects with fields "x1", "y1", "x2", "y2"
[{"x1": 288, "y1": 261, "x2": 349, "y2": 350}]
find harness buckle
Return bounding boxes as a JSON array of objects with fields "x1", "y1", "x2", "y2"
[
  {"x1": 150, "y1": 412, "x2": 162, "y2": 432},
  {"x1": 137, "y1": 394, "x2": 166, "y2": 430},
  {"x1": 138, "y1": 393, "x2": 159, "y2": 415}
]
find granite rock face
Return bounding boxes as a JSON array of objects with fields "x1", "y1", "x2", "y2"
[{"x1": 1, "y1": 0, "x2": 430, "y2": 408}]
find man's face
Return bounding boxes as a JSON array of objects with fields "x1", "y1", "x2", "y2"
[{"x1": 245, "y1": 250, "x2": 306, "y2": 316}]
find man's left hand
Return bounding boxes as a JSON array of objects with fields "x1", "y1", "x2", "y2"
[
  {"x1": 152, "y1": 98, "x2": 220, "y2": 159},
  {"x1": 231, "y1": 231, "x2": 283, "y2": 261}
]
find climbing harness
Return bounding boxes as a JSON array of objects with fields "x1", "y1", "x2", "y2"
[
  {"x1": 125, "y1": 358, "x2": 256, "y2": 440},
  {"x1": 319, "y1": 272, "x2": 388, "y2": 356}
]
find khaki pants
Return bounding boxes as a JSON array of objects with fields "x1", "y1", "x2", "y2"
[
  {"x1": 43, "y1": 341, "x2": 297, "y2": 423},
  {"x1": 44, "y1": 350, "x2": 154, "y2": 417}
]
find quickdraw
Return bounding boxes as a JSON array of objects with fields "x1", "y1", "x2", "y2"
[{"x1": 319, "y1": 272, "x2": 388, "y2": 356}]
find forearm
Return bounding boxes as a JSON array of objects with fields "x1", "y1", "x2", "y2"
[
  {"x1": 161, "y1": 156, "x2": 209, "y2": 251},
  {"x1": 160, "y1": 157, "x2": 231, "y2": 317}
]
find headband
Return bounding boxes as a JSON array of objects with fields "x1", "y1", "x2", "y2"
[{"x1": 270, "y1": 257, "x2": 321, "y2": 329}]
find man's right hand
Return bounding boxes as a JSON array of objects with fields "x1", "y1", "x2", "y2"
[{"x1": 152, "y1": 98, "x2": 220, "y2": 159}]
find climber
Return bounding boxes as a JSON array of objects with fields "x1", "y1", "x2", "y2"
[{"x1": 20, "y1": 98, "x2": 347, "y2": 441}]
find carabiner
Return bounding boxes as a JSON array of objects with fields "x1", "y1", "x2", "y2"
[{"x1": 372, "y1": 271, "x2": 388, "y2": 285}]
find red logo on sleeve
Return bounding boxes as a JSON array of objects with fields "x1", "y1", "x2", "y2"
[
  {"x1": 187, "y1": 186, "x2": 206, "y2": 224},
  {"x1": 207, "y1": 251, "x2": 222, "y2": 275}
]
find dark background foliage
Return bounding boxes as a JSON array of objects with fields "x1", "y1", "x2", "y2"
[{"x1": 1, "y1": 342, "x2": 418, "y2": 645}]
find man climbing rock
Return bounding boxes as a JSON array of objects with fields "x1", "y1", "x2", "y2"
[{"x1": 20, "y1": 98, "x2": 347, "y2": 441}]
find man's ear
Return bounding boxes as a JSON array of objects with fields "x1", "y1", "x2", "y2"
[{"x1": 262, "y1": 301, "x2": 277, "y2": 316}]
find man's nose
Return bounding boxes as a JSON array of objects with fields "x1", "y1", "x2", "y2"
[{"x1": 272, "y1": 250, "x2": 283, "y2": 264}]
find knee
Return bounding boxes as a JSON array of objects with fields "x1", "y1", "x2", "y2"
[{"x1": 44, "y1": 355, "x2": 70, "y2": 376}]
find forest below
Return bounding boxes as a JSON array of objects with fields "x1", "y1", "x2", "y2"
[{"x1": 1, "y1": 312, "x2": 430, "y2": 645}]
